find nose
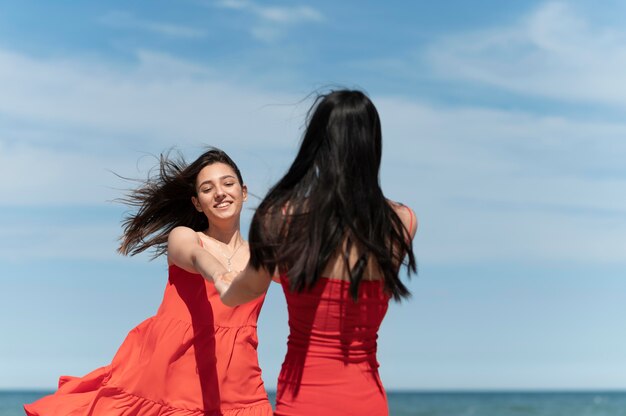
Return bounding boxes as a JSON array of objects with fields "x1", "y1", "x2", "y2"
[{"x1": 214, "y1": 185, "x2": 226, "y2": 199}]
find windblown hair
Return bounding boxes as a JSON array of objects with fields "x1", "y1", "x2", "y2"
[
  {"x1": 118, "y1": 148, "x2": 244, "y2": 258},
  {"x1": 249, "y1": 89, "x2": 416, "y2": 300}
]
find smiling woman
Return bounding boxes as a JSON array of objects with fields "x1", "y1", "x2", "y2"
[
  {"x1": 24, "y1": 148, "x2": 273, "y2": 416},
  {"x1": 192, "y1": 163, "x2": 249, "y2": 246}
]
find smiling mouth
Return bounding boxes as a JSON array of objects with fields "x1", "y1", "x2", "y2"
[{"x1": 214, "y1": 201, "x2": 232, "y2": 209}]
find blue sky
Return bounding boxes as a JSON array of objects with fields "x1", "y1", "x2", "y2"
[{"x1": 1, "y1": 0, "x2": 625, "y2": 391}]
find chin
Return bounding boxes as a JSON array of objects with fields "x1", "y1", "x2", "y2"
[{"x1": 211, "y1": 209, "x2": 239, "y2": 221}]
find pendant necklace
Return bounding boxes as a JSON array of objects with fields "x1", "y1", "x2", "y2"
[
  {"x1": 220, "y1": 242, "x2": 243, "y2": 272},
  {"x1": 203, "y1": 233, "x2": 244, "y2": 272}
]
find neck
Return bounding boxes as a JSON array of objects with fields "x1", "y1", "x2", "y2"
[{"x1": 204, "y1": 221, "x2": 243, "y2": 248}]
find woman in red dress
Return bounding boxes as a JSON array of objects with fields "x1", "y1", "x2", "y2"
[
  {"x1": 24, "y1": 149, "x2": 273, "y2": 416},
  {"x1": 206, "y1": 90, "x2": 418, "y2": 415}
]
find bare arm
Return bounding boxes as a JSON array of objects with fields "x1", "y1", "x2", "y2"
[
  {"x1": 167, "y1": 226, "x2": 272, "y2": 305},
  {"x1": 167, "y1": 226, "x2": 226, "y2": 283},
  {"x1": 215, "y1": 263, "x2": 273, "y2": 307},
  {"x1": 390, "y1": 201, "x2": 418, "y2": 240}
]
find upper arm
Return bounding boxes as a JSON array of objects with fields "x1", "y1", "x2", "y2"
[
  {"x1": 390, "y1": 201, "x2": 418, "y2": 241},
  {"x1": 167, "y1": 226, "x2": 203, "y2": 273}
]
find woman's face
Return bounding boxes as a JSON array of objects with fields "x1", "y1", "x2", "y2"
[{"x1": 192, "y1": 162, "x2": 247, "y2": 225}]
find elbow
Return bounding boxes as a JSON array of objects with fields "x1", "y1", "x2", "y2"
[{"x1": 190, "y1": 252, "x2": 200, "y2": 272}]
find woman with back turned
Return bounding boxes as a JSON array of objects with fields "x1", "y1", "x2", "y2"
[{"x1": 206, "y1": 89, "x2": 418, "y2": 415}]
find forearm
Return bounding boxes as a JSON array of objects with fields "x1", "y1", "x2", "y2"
[
  {"x1": 191, "y1": 247, "x2": 227, "y2": 284},
  {"x1": 219, "y1": 264, "x2": 271, "y2": 307},
  {"x1": 220, "y1": 277, "x2": 265, "y2": 306}
]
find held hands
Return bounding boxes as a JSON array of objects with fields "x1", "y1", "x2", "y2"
[
  {"x1": 213, "y1": 270, "x2": 239, "y2": 296},
  {"x1": 217, "y1": 270, "x2": 238, "y2": 284}
]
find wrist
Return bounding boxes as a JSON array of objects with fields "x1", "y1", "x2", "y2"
[{"x1": 214, "y1": 275, "x2": 229, "y2": 295}]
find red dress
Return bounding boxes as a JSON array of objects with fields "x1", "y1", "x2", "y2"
[
  {"x1": 24, "y1": 264, "x2": 272, "y2": 416},
  {"x1": 275, "y1": 276, "x2": 391, "y2": 416}
]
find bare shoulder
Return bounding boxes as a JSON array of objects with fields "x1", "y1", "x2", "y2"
[
  {"x1": 166, "y1": 226, "x2": 204, "y2": 269},
  {"x1": 168, "y1": 226, "x2": 200, "y2": 245},
  {"x1": 387, "y1": 200, "x2": 418, "y2": 239}
]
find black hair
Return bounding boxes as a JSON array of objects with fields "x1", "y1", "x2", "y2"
[
  {"x1": 249, "y1": 90, "x2": 416, "y2": 300},
  {"x1": 118, "y1": 147, "x2": 243, "y2": 258}
]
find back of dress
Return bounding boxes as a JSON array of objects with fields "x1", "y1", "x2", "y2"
[{"x1": 275, "y1": 275, "x2": 391, "y2": 416}]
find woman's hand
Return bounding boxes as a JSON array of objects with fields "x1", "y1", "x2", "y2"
[
  {"x1": 216, "y1": 270, "x2": 238, "y2": 285},
  {"x1": 218, "y1": 264, "x2": 273, "y2": 307},
  {"x1": 213, "y1": 270, "x2": 237, "y2": 295}
]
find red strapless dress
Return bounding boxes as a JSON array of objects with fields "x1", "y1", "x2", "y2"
[
  {"x1": 24, "y1": 264, "x2": 272, "y2": 416},
  {"x1": 275, "y1": 276, "x2": 390, "y2": 416}
]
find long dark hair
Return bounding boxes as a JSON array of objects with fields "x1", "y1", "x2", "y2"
[
  {"x1": 118, "y1": 148, "x2": 244, "y2": 258},
  {"x1": 249, "y1": 89, "x2": 416, "y2": 300}
]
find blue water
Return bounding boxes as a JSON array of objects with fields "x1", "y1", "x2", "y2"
[
  {"x1": 4, "y1": 390, "x2": 626, "y2": 415},
  {"x1": 386, "y1": 392, "x2": 626, "y2": 416}
]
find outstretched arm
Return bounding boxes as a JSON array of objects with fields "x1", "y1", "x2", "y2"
[
  {"x1": 167, "y1": 226, "x2": 226, "y2": 283},
  {"x1": 168, "y1": 226, "x2": 272, "y2": 306},
  {"x1": 214, "y1": 263, "x2": 273, "y2": 307}
]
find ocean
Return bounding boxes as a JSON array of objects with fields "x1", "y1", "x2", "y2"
[{"x1": 4, "y1": 390, "x2": 626, "y2": 415}]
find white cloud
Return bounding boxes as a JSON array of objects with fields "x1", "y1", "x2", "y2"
[
  {"x1": 216, "y1": 0, "x2": 322, "y2": 23},
  {"x1": 0, "y1": 47, "x2": 300, "y2": 149},
  {"x1": 0, "y1": 139, "x2": 132, "y2": 205},
  {"x1": 250, "y1": 25, "x2": 282, "y2": 43},
  {"x1": 376, "y1": 97, "x2": 626, "y2": 264},
  {"x1": 100, "y1": 11, "x2": 207, "y2": 38},
  {"x1": 0, "y1": 46, "x2": 304, "y2": 208},
  {"x1": 255, "y1": 5, "x2": 323, "y2": 24},
  {"x1": 426, "y1": 1, "x2": 626, "y2": 107},
  {"x1": 214, "y1": 0, "x2": 323, "y2": 42},
  {"x1": 1, "y1": 46, "x2": 625, "y2": 265}
]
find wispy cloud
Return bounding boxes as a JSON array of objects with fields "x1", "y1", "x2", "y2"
[
  {"x1": 100, "y1": 10, "x2": 207, "y2": 39},
  {"x1": 0, "y1": 47, "x2": 302, "y2": 207},
  {"x1": 426, "y1": 1, "x2": 626, "y2": 107},
  {"x1": 376, "y1": 98, "x2": 626, "y2": 264},
  {"x1": 214, "y1": 0, "x2": 323, "y2": 42},
  {"x1": 0, "y1": 47, "x2": 297, "y2": 149},
  {"x1": 216, "y1": 0, "x2": 323, "y2": 23},
  {"x1": 1, "y1": 41, "x2": 625, "y2": 264}
]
